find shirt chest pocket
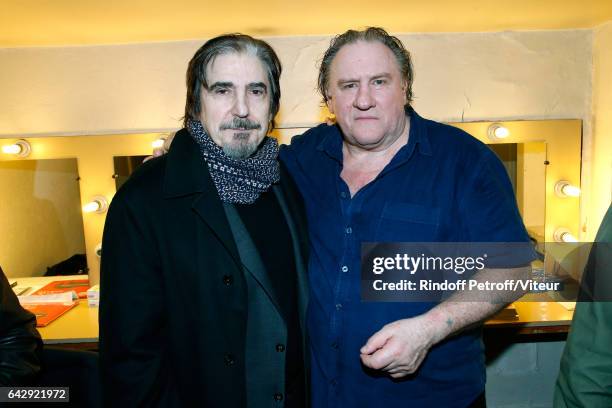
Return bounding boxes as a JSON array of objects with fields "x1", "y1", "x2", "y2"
[{"x1": 375, "y1": 202, "x2": 440, "y2": 241}]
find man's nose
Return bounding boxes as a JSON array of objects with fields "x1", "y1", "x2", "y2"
[
  {"x1": 354, "y1": 85, "x2": 375, "y2": 110},
  {"x1": 232, "y1": 93, "x2": 249, "y2": 118}
]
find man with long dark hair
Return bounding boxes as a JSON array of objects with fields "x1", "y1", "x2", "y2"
[{"x1": 99, "y1": 34, "x2": 308, "y2": 407}]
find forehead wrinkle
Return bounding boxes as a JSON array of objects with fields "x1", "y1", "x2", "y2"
[
  {"x1": 206, "y1": 54, "x2": 269, "y2": 90},
  {"x1": 331, "y1": 41, "x2": 401, "y2": 77}
]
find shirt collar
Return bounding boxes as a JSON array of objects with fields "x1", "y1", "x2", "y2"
[
  {"x1": 315, "y1": 122, "x2": 344, "y2": 162},
  {"x1": 398, "y1": 107, "x2": 433, "y2": 159},
  {"x1": 315, "y1": 107, "x2": 432, "y2": 163}
]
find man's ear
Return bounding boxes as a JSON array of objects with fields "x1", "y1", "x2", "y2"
[{"x1": 326, "y1": 96, "x2": 335, "y2": 115}]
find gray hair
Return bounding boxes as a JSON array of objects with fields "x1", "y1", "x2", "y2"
[
  {"x1": 318, "y1": 27, "x2": 414, "y2": 106},
  {"x1": 183, "y1": 34, "x2": 282, "y2": 129}
]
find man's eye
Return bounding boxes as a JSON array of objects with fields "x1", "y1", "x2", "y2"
[
  {"x1": 342, "y1": 83, "x2": 357, "y2": 89},
  {"x1": 215, "y1": 88, "x2": 229, "y2": 95},
  {"x1": 251, "y1": 88, "x2": 265, "y2": 95},
  {"x1": 373, "y1": 79, "x2": 386, "y2": 86}
]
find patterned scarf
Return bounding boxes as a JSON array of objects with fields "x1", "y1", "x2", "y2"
[{"x1": 187, "y1": 119, "x2": 280, "y2": 204}]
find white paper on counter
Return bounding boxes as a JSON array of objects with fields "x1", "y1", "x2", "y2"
[{"x1": 18, "y1": 292, "x2": 76, "y2": 305}]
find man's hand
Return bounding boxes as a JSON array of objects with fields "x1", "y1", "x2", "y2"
[
  {"x1": 143, "y1": 132, "x2": 176, "y2": 162},
  {"x1": 361, "y1": 266, "x2": 531, "y2": 379},
  {"x1": 360, "y1": 314, "x2": 446, "y2": 379}
]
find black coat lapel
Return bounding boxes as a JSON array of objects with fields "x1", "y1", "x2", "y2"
[
  {"x1": 163, "y1": 129, "x2": 241, "y2": 264},
  {"x1": 191, "y1": 194, "x2": 242, "y2": 266}
]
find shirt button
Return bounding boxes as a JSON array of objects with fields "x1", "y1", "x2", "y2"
[
  {"x1": 224, "y1": 354, "x2": 235, "y2": 366},
  {"x1": 222, "y1": 275, "x2": 233, "y2": 286},
  {"x1": 335, "y1": 303, "x2": 343, "y2": 310},
  {"x1": 340, "y1": 191, "x2": 347, "y2": 199},
  {"x1": 330, "y1": 379, "x2": 338, "y2": 387},
  {"x1": 345, "y1": 227, "x2": 352, "y2": 234},
  {"x1": 331, "y1": 341, "x2": 339, "y2": 349},
  {"x1": 276, "y1": 344, "x2": 285, "y2": 352},
  {"x1": 273, "y1": 393, "x2": 284, "y2": 401},
  {"x1": 341, "y1": 265, "x2": 349, "y2": 273}
]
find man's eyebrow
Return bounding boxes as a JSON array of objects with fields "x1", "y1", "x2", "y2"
[
  {"x1": 371, "y1": 73, "x2": 392, "y2": 80},
  {"x1": 207, "y1": 81, "x2": 234, "y2": 90},
  {"x1": 248, "y1": 82, "x2": 268, "y2": 89},
  {"x1": 336, "y1": 73, "x2": 392, "y2": 85},
  {"x1": 336, "y1": 77, "x2": 358, "y2": 85}
]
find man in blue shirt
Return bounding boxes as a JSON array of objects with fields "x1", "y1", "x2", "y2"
[{"x1": 280, "y1": 27, "x2": 535, "y2": 407}]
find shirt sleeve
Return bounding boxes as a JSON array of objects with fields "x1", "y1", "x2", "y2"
[{"x1": 458, "y1": 148, "x2": 537, "y2": 268}]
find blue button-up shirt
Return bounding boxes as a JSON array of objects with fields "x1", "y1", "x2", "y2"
[{"x1": 280, "y1": 108, "x2": 535, "y2": 408}]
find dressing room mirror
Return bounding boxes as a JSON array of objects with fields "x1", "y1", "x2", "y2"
[
  {"x1": 488, "y1": 142, "x2": 547, "y2": 243},
  {"x1": 113, "y1": 155, "x2": 148, "y2": 191},
  {"x1": 0, "y1": 133, "x2": 163, "y2": 285},
  {"x1": 0, "y1": 158, "x2": 87, "y2": 278},
  {"x1": 450, "y1": 119, "x2": 581, "y2": 245}
]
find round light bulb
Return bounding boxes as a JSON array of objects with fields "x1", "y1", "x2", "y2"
[
  {"x1": 2, "y1": 144, "x2": 21, "y2": 154},
  {"x1": 1, "y1": 140, "x2": 31, "y2": 157},
  {"x1": 561, "y1": 233, "x2": 578, "y2": 243},
  {"x1": 82, "y1": 201, "x2": 101, "y2": 213},
  {"x1": 555, "y1": 181, "x2": 581, "y2": 198},
  {"x1": 82, "y1": 195, "x2": 108, "y2": 214},
  {"x1": 488, "y1": 124, "x2": 510, "y2": 141},
  {"x1": 562, "y1": 185, "x2": 580, "y2": 197},
  {"x1": 494, "y1": 126, "x2": 509, "y2": 139},
  {"x1": 561, "y1": 184, "x2": 580, "y2": 197},
  {"x1": 554, "y1": 228, "x2": 578, "y2": 243}
]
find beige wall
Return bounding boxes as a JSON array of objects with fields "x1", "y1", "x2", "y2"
[
  {"x1": 0, "y1": 31, "x2": 592, "y2": 134},
  {"x1": 590, "y1": 22, "x2": 612, "y2": 239},
  {"x1": 0, "y1": 159, "x2": 85, "y2": 278}
]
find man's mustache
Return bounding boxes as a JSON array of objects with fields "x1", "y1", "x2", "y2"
[{"x1": 219, "y1": 118, "x2": 261, "y2": 131}]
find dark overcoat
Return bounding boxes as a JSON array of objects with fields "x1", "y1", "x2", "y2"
[{"x1": 99, "y1": 129, "x2": 309, "y2": 407}]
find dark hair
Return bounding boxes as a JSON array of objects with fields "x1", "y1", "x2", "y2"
[
  {"x1": 183, "y1": 34, "x2": 282, "y2": 129},
  {"x1": 318, "y1": 27, "x2": 414, "y2": 106}
]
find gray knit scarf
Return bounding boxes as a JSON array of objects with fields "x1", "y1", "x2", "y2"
[{"x1": 187, "y1": 119, "x2": 280, "y2": 204}]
